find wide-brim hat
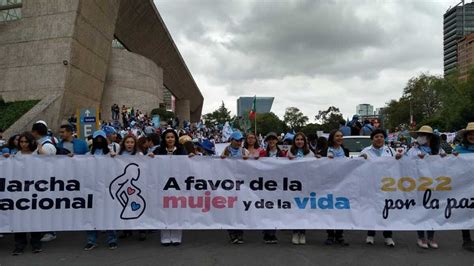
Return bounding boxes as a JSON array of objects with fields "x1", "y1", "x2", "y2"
[
  {"x1": 410, "y1": 125, "x2": 434, "y2": 138},
  {"x1": 458, "y1": 122, "x2": 474, "y2": 137},
  {"x1": 264, "y1": 132, "x2": 278, "y2": 142}
]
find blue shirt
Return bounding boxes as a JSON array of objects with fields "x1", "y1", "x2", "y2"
[{"x1": 58, "y1": 138, "x2": 89, "y2": 155}]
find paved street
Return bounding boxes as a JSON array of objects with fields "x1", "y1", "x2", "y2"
[{"x1": 0, "y1": 230, "x2": 472, "y2": 266}]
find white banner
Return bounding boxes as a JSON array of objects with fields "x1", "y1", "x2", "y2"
[{"x1": 0, "y1": 155, "x2": 473, "y2": 232}]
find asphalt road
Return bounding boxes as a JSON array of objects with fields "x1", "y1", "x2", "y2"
[{"x1": 0, "y1": 230, "x2": 472, "y2": 266}]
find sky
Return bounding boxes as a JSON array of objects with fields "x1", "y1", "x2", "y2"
[{"x1": 156, "y1": 0, "x2": 464, "y2": 122}]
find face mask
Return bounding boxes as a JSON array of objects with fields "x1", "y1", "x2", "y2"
[{"x1": 417, "y1": 136, "x2": 428, "y2": 145}]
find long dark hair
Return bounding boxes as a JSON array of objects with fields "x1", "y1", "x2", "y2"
[
  {"x1": 18, "y1": 132, "x2": 37, "y2": 152},
  {"x1": 290, "y1": 132, "x2": 310, "y2": 155},
  {"x1": 158, "y1": 129, "x2": 183, "y2": 154},
  {"x1": 7, "y1": 134, "x2": 19, "y2": 150},
  {"x1": 119, "y1": 135, "x2": 137, "y2": 155},
  {"x1": 91, "y1": 136, "x2": 110, "y2": 155},
  {"x1": 243, "y1": 132, "x2": 260, "y2": 149},
  {"x1": 315, "y1": 136, "x2": 328, "y2": 155},
  {"x1": 461, "y1": 131, "x2": 474, "y2": 148},
  {"x1": 327, "y1": 129, "x2": 344, "y2": 148},
  {"x1": 423, "y1": 133, "x2": 440, "y2": 155}
]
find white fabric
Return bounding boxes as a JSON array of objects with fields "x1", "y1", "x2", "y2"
[
  {"x1": 0, "y1": 155, "x2": 473, "y2": 232},
  {"x1": 360, "y1": 145, "x2": 395, "y2": 158},
  {"x1": 161, "y1": 230, "x2": 182, "y2": 243}
]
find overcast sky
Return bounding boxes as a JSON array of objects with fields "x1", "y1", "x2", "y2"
[{"x1": 156, "y1": 0, "x2": 463, "y2": 121}]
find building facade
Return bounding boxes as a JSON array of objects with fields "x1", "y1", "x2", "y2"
[
  {"x1": 443, "y1": 1, "x2": 474, "y2": 75},
  {"x1": 236, "y1": 97, "x2": 274, "y2": 117},
  {"x1": 0, "y1": 0, "x2": 203, "y2": 134},
  {"x1": 457, "y1": 32, "x2": 474, "y2": 80},
  {"x1": 356, "y1": 104, "x2": 374, "y2": 117}
]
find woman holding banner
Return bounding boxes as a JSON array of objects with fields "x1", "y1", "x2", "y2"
[
  {"x1": 407, "y1": 125, "x2": 445, "y2": 249},
  {"x1": 11, "y1": 132, "x2": 43, "y2": 255},
  {"x1": 221, "y1": 131, "x2": 249, "y2": 244},
  {"x1": 259, "y1": 132, "x2": 286, "y2": 244},
  {"x1": 323, "y1": 130, "x2": 349, "y2": 246},
  {"x1": 84, "y1": 130, "x2": 118, "y2": 250},
  {"x1": 453, "y1": 122, "x2": 474, "y2": 252},
  {"x1": 360, "y1": 129, "x2": 400, "y2": 247},
  {"x1": 156, "y1": 129, "x2": 187, "y2": 246},
  {"x1": 244, "y1": 132, "x2": 262, "y2": 158},
  {"x1": 117, "y1": 134, "x2": 147, "y2": 241},
  {"x1": 287, "y1": 132, "x2": 314, "y2": 245}
]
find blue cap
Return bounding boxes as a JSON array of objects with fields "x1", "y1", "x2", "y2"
[
  {"x1": 102, "y1": 125, "x2": 116, "y2": 136},
  {"x1": 92, "y1": 130, "x2": 107, "y2": 139},
  {"x1": 229, "y1": 131, "x2": 244, "y2": 141},
  {"x1": 195, "y1": 139, "x2": 215, "y2": 155}
]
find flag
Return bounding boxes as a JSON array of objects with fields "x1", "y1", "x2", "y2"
[{"x1": 249, "y1": 96, "x2": 256, "y2": 120}]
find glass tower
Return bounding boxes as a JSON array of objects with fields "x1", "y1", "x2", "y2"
[{"x1": 443, "y1": 1, "x2": 474, "y2": 74}]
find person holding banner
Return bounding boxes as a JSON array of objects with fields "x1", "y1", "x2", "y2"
[
  {"x1": 407, "y1": 125, "x2": 445, "y2": 249},
  {"x1": 287, "y1": 132, "x2": 314, "y2": 245},
  {"x1": 11, "y1": 132, "x2": 43, "y2": 255},
  {"x1": 244, "y1": 132, "x2": 262, "y2": 158},
  {"x1": 453, "y1": 122, "x2": 474, "y2": 252},
  {"x1": 116, "y1": 135, "x2": 147, "y2": 241},
  {"x1": 360, "y1": 129, "x2": 399, "y2": 247},
  {"x1": 323, "y1": 130, "x2": 349, "y2": 246},
  {"x1": 259, "y1": 132, "x2": 285, "y2": 244},
  {"x1": 221, "y1": 131, "x2": 249, "y2": 244},
  {"x1": 84, "y1": 130, "x2": 118, "y2": 250},
  {"x1": 157, "y1": 129, "x2": 187, "y2": 246}
]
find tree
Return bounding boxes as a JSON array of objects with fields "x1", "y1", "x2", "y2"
[
  {"x1": 301, "y1": 123, "x2": 322, "y2": 136},
  {"x1": 382, "y1": 71, "x2": 474, "y2": 131},
  {"x1": 382, "y1": 98, "x2": 411, "y2": 131},
  {"x1": 250, "y1": 112, "x2": 288, "y2": 136},
  {"x1": 202, "y1": 101, "x2": 232, "y2": 127},
  {"x1": 314, "y1": 106, "x2": 345, "y2": 132},
  {"x1": 151, "y1": 107, "x2": 175, "y2": 122},
  {"x1": 283, "y1": 107, "x2": 308, "y2": 131}
]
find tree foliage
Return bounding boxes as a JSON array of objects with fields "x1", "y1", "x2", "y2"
[
  {"x1": 314, "y1": 106, "x2": 345, "y2": 132},
  {"x1": 202, "y1": 101, "x2": 232, "y2": 127},
  {"x1": 383, "y1": 71, "x2": 474, "y2": 131},
  {"x1": 283, "y1": 107, "x2": 308, "y2": 131},
  {"x1": 250, "y1": 112, "x2": 288, "y2": 136},
  {"x1": 150, "y1": 107, "x2": 175, "y2": 122}
]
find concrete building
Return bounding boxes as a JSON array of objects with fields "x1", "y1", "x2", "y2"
[
  {"x1": 0, "y1": 0, "x2": 203, "y2": 135},
  {"x1": 236, "y1": 97, "x2": 274, "y2": 117},
  {"x1": 356, "y1": 104, "x2": 374, "y2": 117},
  {"x1": 457, "y1": 32, "x2": 474, "y2": 80},
  {"x1": 443, "y1": 1, "x2": 474, "y2": 75}
]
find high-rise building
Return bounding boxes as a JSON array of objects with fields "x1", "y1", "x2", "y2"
[
  {"x1": 356, "y1": 104, "x2": 374, "y2": 117},
  {"x1": 457, "y1": 32, "x2": 474, "y2": 80},
  {"x1": 443, "y1": 1, "x2": 474, "y2": 75}
]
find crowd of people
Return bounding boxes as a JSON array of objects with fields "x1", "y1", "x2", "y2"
[{"x1": 0, "y1": 112, "x2": 473, "y2": 255}]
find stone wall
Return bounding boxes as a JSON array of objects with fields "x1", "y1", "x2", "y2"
[{"x1": 101, "y1": 48, "x2": 164, "y2": 120}]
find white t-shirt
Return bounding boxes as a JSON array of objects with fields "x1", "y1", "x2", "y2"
[
  {"x1": 36, "y1": 137, "x2": 56, "y2": 155},
  {"x1": 360, "y1": 145, "x2": 395, "y2": 159},
  {"x1": 108, "y1": 142, "x2": 120, "y2": 154}
]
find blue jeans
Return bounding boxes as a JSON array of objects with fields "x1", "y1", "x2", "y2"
[{"x1": 86, "y1": 231, "x2": 117, "y2": 245}]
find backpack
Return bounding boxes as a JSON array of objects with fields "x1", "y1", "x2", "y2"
[{"x1": 43, "y1": 139, "x2": 71, "y2": 155}]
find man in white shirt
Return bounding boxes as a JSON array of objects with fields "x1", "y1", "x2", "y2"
[{"x1": 31, "y1": 121, "x2": 56, "y2": 155}]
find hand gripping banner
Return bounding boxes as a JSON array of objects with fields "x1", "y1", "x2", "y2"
[{"x1": 0, "y1": 155, "x2": 473, "y2": 232}]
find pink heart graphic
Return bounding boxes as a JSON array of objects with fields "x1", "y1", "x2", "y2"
[
  {"x1": 127, "y1": 187, "x2": 136, "y2": 195},
  {"x1": 397, "y1": 149, "x2": 403, "y2": 153}
]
